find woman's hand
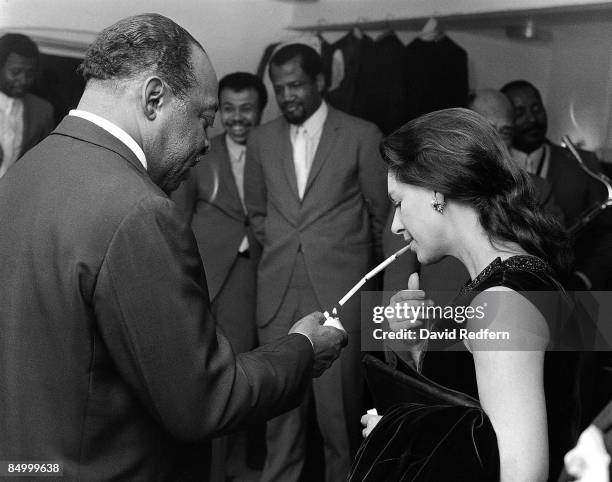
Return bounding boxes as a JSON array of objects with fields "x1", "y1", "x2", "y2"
[
  {"x1": 564, "y1": 425, "x2": 610, "y2": 482},
  {"x1": 361, "y1": 411, "x2": 382, "y2": 438},
  {"x1": 387, "y1": 272, "x2": 435, "y2": 337}
]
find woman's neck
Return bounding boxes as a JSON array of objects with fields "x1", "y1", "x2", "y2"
[{"x1": 448, "y1": 208, "x2": 527, "y2": 279}]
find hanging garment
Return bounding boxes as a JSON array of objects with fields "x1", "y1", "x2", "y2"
[
  {"x1": 325, "y1": 29, "x2": 374, "y2": 118},
  {"x1": 362, "y1": 31, "x2": 410, "y2": 135},
  {"x1": 403, "y1": 35, "x2": 469, "y2": 120}
]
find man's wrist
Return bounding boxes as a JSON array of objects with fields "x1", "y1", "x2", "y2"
[{"x1": 294, "y1": 332, "x2": 315, "y2": 352}]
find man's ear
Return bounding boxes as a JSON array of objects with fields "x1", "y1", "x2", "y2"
[{"x1": 142, "y1": 76, "x2": 166, "y2": 120}]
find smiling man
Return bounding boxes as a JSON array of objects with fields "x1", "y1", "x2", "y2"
[
  {"x1": 0, "y1": 15, "x2": 348, "y2": 480},
  {"x1": 502, "y1": 80, "x2": 612, "y2": 290},
  {"x1": 174, "y1": 72, "x2": 267, "y2": 355},
  {"x1": 173, "y1": 71, "x2": 268, "y2": 480}
]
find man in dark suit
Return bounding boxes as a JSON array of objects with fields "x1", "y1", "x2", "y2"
[
  {"x1": 175, "y1": 72, "x2": 267, "y2": 356},
  {"x1": 0, "y1": 14, "x2": 347, "y2": 481},
  {"x1": 173, "y1": 71, "x2": 268, "y2": 481},
  {"x1": 502, "y1": 80, "x2": 612, "y2": 290},
  {"x1": 245, "y1": 43, "x2": 389, "y2": 482},
  {"x1": 0, "y1": 33, "x2": 54, "y2": 178}
]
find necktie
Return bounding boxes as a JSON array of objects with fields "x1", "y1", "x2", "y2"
[
  {"x1": 234, "y1": 149, "x2": 246, "y2": 210},
  {"x1": 293, "y1": 126, "x2": 308, "y2": 199}
]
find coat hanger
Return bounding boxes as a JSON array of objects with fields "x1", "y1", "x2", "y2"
[
  {"x1": 314, "y1": 18, "x2": 328, "y2": 42},
  {"x1": 351, "y1": 17, "x2": 366, "y2": 39},
  {"x1": 419, "y1": 16, "x2": 444, "y2": 42},
  {"x1": 377, "y1": 14, "x2": 396, "y2": 40}
]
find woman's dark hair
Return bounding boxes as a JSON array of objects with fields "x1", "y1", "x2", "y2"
[
  {"x1": 78, "y1": 13, "x2": 202, "y2": 99},
  {"x1": 381, "y1": 107, "x2": 571, "y2": 275}
]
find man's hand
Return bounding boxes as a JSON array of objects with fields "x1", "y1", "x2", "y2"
[{"x1": 289, "y1": 312, "x2": 348, "y2": 377}]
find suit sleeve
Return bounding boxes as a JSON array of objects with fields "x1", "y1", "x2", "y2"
[
  {"x1": 93, "y1": 196, "x2": 312, "y2": 441},
  {"x1": 357, "y1": 124, "x2": 390, "y2": 261},
  {"x1": 244, "y1": 133, "x2": 267, "y2": 245},
  {"x1": 42, "y1": 104, "x2": 55, "y2": 136}
]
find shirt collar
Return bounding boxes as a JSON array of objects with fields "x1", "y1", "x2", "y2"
[
  {"x1": 0, "y1": 89, "x2": 22, "y2": 114},
  {"x1": 510, "y1": 144, "x2": 546, "y2": 170},
  {"x1": 69, "y1": 109, "x2": 147, "y2": 170},
  {"x1": 225, "y1": 134, "x2": 246, "y2": 161},
  {"x1": 293, "y1": 101, "x2": 328, "y2": 136}
]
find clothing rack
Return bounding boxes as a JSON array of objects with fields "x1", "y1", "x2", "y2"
[{"x1": 286, "y1": 3, "x2": 612, "y2": 33}]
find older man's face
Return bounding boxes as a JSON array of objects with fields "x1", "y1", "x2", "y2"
[
  {"x1": 0, "y1": 52, "x2": 37, "y2": 98},
  {"x1": 149, "y1": 45, "x2": 218, "y2": 194}
]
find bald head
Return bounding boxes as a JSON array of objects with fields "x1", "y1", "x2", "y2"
[{"x1": 468, "y1": 89, "x2": 514, "y2": 148}]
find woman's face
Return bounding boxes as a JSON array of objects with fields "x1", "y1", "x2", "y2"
[{"x1": 388, "y1": 173, "x2": 449, "y2": 264}]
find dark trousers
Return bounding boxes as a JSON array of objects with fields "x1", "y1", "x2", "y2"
[
  {"x1": 210, "y1": 253, "x2": 258, "y2": 481},
  {"x1": 258, "y1": 253, "x2": 363, "y2": 482}
]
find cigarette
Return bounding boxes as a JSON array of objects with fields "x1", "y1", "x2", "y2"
[{"x1": 337, "y1": 245, "x2": 411, "y2": 307}]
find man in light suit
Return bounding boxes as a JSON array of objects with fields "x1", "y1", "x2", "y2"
[
  {"x1": 174, "y1": 71, "x2": 267, "y2": 481},
  {"x1": 245, "y1": 43, "x2": 389, "y2": 482},
  {"x1": 0, "y1": 33, "x2": 54, "y2": 178},
  {"x1": 0, "y1": 14, "x2": 347, "y2": 480},
  {"x1": 175, "y1": 72, "x2": 267, "y2": 355}
]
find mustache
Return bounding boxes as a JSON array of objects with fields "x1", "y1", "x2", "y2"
[{"x1": 520, "y1": 123, "x2": 546, "y2": 133}]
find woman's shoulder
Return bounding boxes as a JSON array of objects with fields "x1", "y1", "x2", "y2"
[
  {"x1": 468, "y1": 287, "x2": 550, "y2": 352},
  {"x1": 461, "y1": 254, "x2": 563, "y2": 295}
]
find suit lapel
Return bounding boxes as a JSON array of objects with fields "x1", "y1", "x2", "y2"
[
  {"x1": 20, "y1": 95, "x2": 34, "y2": 156},
  {"x1": 303, "y1": 107, "x2": 339, "y2": 198},
  {"x1": 545, "y1": 143, "x2": 563, "y2": 188},
  {"x1": 215, "y1": 135, "x2": 246, "y2": 219}
]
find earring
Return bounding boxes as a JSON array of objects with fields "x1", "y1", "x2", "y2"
[{"x1": 431, "y1": 195, "x2": 446, "y2": 214}]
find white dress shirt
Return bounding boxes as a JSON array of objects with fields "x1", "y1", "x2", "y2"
[
  {"x1": 0, "y1": 90, "x2": 24, "y2": 178},
  {"x1": 511, "y1": 144, "x2": 550, "y2": 178},
  {"x1": 69, "y1": 109, "x2": 147, "y2": 170},
  {"x1": 290, "y1": 101, "x2": 328, "y2": 199}
]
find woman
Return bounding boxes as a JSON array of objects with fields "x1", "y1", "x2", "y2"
[{"x1": 357, "y1": 108, "x2": 579, "y2": 481}]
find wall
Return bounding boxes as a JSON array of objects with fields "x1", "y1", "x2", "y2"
[
  {"x1": 289, "y1": 1, "x2": 612, "y2": 160},
  {"x1": 0, "y1": 0, "x2": 295, "y2": 133},
  {"x1": 289, "y1": 0, "x2": 612, "y2": 28}
]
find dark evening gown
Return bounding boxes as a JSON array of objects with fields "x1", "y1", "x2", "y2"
[{"x1": 350, "y1": 255, "x2": 582, "y2": 482}]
